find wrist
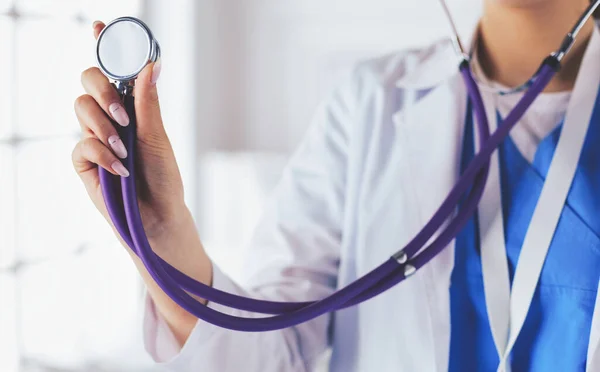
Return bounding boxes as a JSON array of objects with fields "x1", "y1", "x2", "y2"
[
  {"x1": 147, "y1": 207, "x2": 213, "y2": 287},
  {"x1": 144, "y1": 199, "x2": 190, "y2": 241},
  {"x1": 148, "y1": 206, "x2": 197, "y2": 255}
]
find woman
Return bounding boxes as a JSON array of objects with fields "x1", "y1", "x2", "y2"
[{"x1": 72, "y1": 0, "x2": 600, "y2": 370}]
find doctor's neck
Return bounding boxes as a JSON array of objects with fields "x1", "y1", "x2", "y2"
[{"x1": 478, "y1": 0, "x2": 595, "y2": 92}]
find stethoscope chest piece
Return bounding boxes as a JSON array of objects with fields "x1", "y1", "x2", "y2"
[{"x1": 96, "y1": 16, "x2": 160, "y2": 94}]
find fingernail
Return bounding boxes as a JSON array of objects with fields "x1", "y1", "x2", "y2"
[
  {"x1": 151, "y1": 59, "x2": 162, "y2": 85},
  {"x1": 92, "y1": 20, "x2": 102, "y2": 29},
  {"x1": 109, "y1": 102, "x2": 130, "y2": 127},
  {"x1": 108, "y1": 135, "x2": 128, "y2": 159},
  {"x1": 111, "y1": 161, "x2": 130, "y2": 178}
]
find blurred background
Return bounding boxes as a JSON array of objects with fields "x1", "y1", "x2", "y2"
[{"x1": 0, "y1": 0, "x2": 480, "y2": 370}]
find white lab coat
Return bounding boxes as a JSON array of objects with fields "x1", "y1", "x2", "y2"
[{"x1": 143, "y1": 33, "x2": 600, "y2": 372}]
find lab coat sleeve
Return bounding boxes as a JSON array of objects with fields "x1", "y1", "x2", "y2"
[{"x1": 143, "y1": 66, "x2": 363, "y2": 372}]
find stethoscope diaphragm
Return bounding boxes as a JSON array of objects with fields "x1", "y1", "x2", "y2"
[{"x1": 96, "y1": 16, "x2": 160, "y2": 91}]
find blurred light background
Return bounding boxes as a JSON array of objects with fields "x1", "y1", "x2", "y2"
[{"x1": 0, "y1": 0, "x2": 480, "y2": 370}]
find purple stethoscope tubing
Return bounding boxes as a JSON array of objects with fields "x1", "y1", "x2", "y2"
[
  {"x1": 99, "y1": 65, "x2": 489, "y2": 313},
  {"x1": 98, "y1": 56, "x2": 559, "y2": 331},
  {"x1": 99, "y1": 66, "x2": 489, "y2": 314}
]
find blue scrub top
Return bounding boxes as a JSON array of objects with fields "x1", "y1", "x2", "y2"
[{"x1": 448, "y1": 98, "x2": 600, "y2": 371}]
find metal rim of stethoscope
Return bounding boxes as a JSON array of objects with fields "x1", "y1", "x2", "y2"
[
  {"x1": 437, "y1": 0, "x2": 600, "y2": 96},
  {"x1": 96, "y1": 16, "x2": 161, "y2": 85}
]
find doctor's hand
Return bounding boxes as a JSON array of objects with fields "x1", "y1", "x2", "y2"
[
  {"x1": 73, "y1": 21, "x2": 186, "y2": 244},
  {"x1": 72, "y1": 22, "x2": 212, "y2": 343}
]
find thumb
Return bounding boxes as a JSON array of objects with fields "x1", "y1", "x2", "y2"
[{"x1": 134, "y1": 60, "x2": 165, "y2": 139}]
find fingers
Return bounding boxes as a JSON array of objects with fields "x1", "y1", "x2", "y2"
[
  {"x1": 74, "y1": 94, "x2": 128, "y2": 159},
  {"x1": 92, "y1": 21, "x2": 106, "y2": 39},
  {"x1": 134, "y1": 60, "x2": 165, "y2": 137},
  {"x1": 72, "y1": 137, "x2": 130, "y2": 178},
  {"x1": 81, "y1": 67, "x2": 130, "y2": 127},
  {"x1": 88, "y1": 20, "x2": 129, "y2": 128},
  {"x1": 85, "y1": 20, "x2": 168, "y2": 154}
]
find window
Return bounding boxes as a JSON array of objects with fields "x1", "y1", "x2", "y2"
[{"x1": 0, "y1": 1, "x2": 158, "y2": 370}]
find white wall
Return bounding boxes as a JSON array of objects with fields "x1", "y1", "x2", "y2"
[{"x1": 195, "y1": 0, "x2": 481, "y2": 153}]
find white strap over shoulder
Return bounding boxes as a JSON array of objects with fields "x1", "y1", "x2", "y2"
[
  {"x1": 587, "y1": 279, "x2": 600, "y2": 371},
  {"x1": 477, "y1": 91, "x2": 511, "y2": 359},
  {"x1": 477, "y1": 26, "x2": 600, "y2": 372}
]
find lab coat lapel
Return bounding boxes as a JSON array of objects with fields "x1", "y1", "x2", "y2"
[{"x1": 393, "y1": 72, "x2": 467, "y2": 372}]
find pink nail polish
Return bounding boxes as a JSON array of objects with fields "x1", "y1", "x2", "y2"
[
  {"x1": 108, "y1": 135, "x2": 128, "y2": 159},
  {"x1": 111, "y1": 161, "x2": 130, "y2": 178},
  {"x1": 109, "y1": 102, "x2": 130, "y2": 127},
  {"x1": 151, "y1": 59, "x2": 162, "y2": 85},
  {"x1": 92, "y1": 20, "x2": 102, "y2": 29}
]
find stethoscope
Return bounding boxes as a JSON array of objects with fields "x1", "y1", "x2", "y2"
[{"x1": 97, "y1": 1, "x2": 600, "y2": 333}]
